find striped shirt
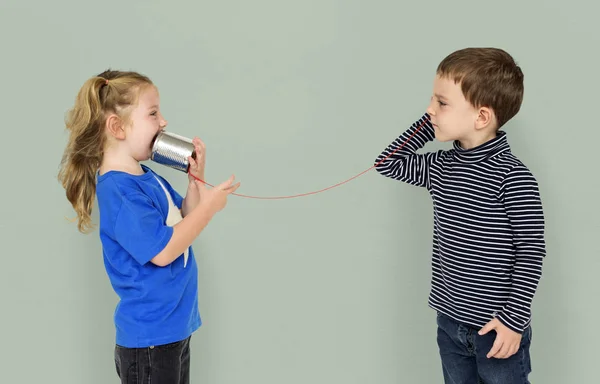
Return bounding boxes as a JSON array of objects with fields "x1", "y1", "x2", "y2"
[{"x1": 374, "y1": 113, "x2": 545, "y2": 333}]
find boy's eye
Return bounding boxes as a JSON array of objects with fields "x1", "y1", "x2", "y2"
[
  {"x1": 150, "y1": 111, "x2": 157, "y2": 116},
  {"x1": 438, "y1": 100, "x2": 447, "y2": 106}
]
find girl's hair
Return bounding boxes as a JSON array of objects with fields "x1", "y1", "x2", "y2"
[{"x1": 58, "y1": 69, "x2": 153, "y2": 233}]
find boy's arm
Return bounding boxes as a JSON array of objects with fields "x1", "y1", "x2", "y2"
[
  {"x1": 496, "y1": 165, "x2": 546, "y2": 333},
  {"x1": 374, "y1": 113, "x2": 440, "y2": 188}
]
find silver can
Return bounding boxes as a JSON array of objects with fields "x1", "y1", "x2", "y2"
[{"x1": 150, "y1": 131, "x2": 196, "y2": 172}]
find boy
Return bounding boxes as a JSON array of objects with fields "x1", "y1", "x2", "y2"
[{"x1": 374, "y1": 48, "x2": 545, "y2": 383}]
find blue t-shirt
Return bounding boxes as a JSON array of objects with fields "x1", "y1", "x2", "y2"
[{"x1": 96, "y1": 164, "x2": 201, "y2": 348}]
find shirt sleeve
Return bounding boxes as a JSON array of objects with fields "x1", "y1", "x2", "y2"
[
  {"x1": 496, "y1": 164, "x2": 546, "y2": 333},
  {"x1": 374, "y1": 113, "x2": 442, "y2": 189},
  {"x1": 113, "y1": 192, "x2": 174, "y2": 265}
]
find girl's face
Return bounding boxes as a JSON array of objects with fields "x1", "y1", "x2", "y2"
[{"x1": 124, "y1": 86, "x2": 168, "y2": 161}]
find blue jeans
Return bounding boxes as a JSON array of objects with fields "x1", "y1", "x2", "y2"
[{"x1": 436, "y1": 312, "x2": 532, "y2": 384}]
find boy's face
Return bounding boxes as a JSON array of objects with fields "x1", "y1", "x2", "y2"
[{"x1": 426, "y1": 75, "x2": 481, "y2": 144}]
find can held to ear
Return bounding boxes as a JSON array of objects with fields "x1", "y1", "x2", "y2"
[{"x1": 150, "y1": 131, "x2": 196, "y2": 172}]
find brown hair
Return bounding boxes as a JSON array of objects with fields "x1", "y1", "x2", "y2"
[
  {"x1": 58, "y1": 69, "x2": 153, "y2": 233},
  {"x1": 436, "y1": 47, "x2": 524, "y2": 129}
]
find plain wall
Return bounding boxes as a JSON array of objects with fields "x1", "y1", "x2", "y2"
[{"x1": 1, "y1": 0, "x2": 598, "y2": 382}]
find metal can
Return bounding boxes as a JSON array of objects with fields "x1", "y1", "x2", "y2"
[{"x1": 150, "y1": 131, "x2": 196, "y2": 172}]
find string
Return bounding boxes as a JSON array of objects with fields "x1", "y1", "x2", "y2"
[{"x1": 188, "y1": 116, "x2": 429, "y2": 200}]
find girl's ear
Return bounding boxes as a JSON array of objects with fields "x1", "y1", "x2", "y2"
[{"x1": 106, "y1": 114, "x2": 125, "y2": 140}]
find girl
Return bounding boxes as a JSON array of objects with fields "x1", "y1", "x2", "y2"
[{"x1": 58, "y1": 69, "x2": 240, "y2": 384}]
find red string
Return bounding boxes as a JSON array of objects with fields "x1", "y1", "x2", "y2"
[{"x1": 188, "y1": 116, "x2": 429, "y2": 200}]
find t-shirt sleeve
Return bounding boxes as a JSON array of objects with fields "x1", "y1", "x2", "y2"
[{"x1": 113, "y1": 192, "x2": 174, "y2": 265}]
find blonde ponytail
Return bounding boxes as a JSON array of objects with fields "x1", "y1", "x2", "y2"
[{"x1": 58, "y1": 70, "x2": 153, "y2": 233}]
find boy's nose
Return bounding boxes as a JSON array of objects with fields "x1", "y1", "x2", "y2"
[{"x1": 426, "y1": 97, "x2": 435, "y2": 115}]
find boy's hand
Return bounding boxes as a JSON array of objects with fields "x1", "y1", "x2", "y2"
[{"x1": 478, "y1": 318, "x2": 522, "y2": 359}]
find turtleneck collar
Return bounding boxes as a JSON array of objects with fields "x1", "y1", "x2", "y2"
[{"x1": 452, "y1": 130, "x2": 511, "y2": 163}]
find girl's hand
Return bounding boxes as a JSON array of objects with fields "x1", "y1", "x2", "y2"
[
  {"x1": 188, "y1": 137, "x2": 205, "y2": 183},
  {"x1": 182, "y1": 137, "x2": 206, "y2": 216},
  {"x1": 195, "y1": 175, "x2": 240, "y2": 214}
]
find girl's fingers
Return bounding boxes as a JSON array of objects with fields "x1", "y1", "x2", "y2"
[
  {"x1": 188, "y1": 156, "x2": 197, "y2": 169},
  {"x1": 193, "y1": 137, "x2": 205, "y2": 158}
]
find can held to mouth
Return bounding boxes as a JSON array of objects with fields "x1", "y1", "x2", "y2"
[{"x1": 150, "y1": 131, "x2": 196, "y2": 172}]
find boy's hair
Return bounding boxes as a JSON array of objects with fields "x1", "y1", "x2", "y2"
[
  {"x1": 58, "y1": 69, "x2": 153, "y2": 233},
  {"x1": 437, "y1": 47, "x2": 524, "y2": 129}
]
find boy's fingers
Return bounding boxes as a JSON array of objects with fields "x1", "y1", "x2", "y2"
[
  {"x1": 478, "y1": 321, "x2": 494, "y2": 336},
  {"x1": 496, "y1": 343, "x2": 511, "y2": 359},
  {"x1": 487, "y1": 339, "x2": 503, "y2": 359},
  {"x1": 510, "y1": 344, "x2": 519, "y2": 357}
]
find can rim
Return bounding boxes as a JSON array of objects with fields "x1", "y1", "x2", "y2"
[{"x1": 150, "y1": 131, "x2": 165, "y2": 161}]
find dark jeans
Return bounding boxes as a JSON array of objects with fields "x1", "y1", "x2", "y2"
[
  {"x1": 114, "y1": 336, "x2": 191, "y2": 384},
  {"x1": 436, "y1": 313, "x2": 532, "y2": 384}
]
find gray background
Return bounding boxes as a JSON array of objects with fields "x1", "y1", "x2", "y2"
[{"x1": 1, "y1": 0, "x2": 598, "y2": 383}]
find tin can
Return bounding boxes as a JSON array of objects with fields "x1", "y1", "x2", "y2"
[{"x1": 150, "y1": 131, "x2": 196, "y2": 172}]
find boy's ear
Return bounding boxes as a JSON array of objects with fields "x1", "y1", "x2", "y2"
[
  {"x1": 475, "y1": 106, "x2": 496, "y2": 131},
  {"x1": 106, "y1": 114, "x2": 126, "y2": 140}
]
